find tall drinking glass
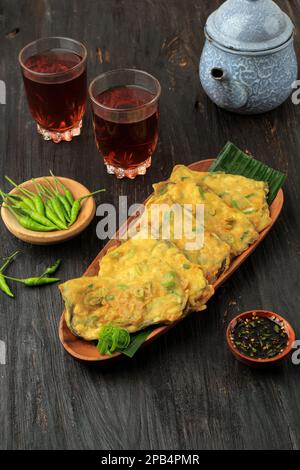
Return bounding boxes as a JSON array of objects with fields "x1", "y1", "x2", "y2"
[
  {"x1": 19, "y1": 37, "x2": 87, "y2": 143},
  {"x1": 89, "y1": 69, "x2": 161, "y2": 179}
]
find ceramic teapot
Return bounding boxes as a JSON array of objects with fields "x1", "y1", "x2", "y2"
[{"x1": 199, "y1": 0, "x2": 298, "y2": 114}]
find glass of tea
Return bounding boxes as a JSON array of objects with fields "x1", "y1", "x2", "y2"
[
  {"x1": 89, "y1": 69, "x2": 161, "y2": 179},
  {"x1": 19, "y1": 37, "x2": 87, "y2": 143}
]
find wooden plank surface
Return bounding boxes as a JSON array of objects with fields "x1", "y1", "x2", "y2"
[{"x1": 0, "y1": 0, "x2": 300, "y2": 450}]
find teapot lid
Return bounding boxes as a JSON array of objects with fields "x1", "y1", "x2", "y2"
[{"x1": 206, "y1": 0, "x2": 294, "y2": 52}]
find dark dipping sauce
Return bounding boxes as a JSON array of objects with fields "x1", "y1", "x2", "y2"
[{"x1": 231, "y1": 313, "x2": 288, "y2": 359}]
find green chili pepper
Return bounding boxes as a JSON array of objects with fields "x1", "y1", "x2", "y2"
[
  {"x1": 32, "y1": 181, "x2": 51, "y2": 210},
  {"x1": 40, "y1": 259, "x2": 62, "y2": 277},
  {"x1": 69, "y1": 189, "x2": 106, "y2": 226},
  {"x1": 9, "y1": 194, "x2": 36, "y2": 212},
  {"x1": 68, "y1": 200, "x2": 81, "y2": 226},
  {"x1": 50, "y1": 196, "x2": 67, "y2": 225},
  {"x1": 5, "y1": 206, "x2": 57, "y2": 232},
  {"x1": 45, "y1": 205, "x2": 67, "y2": 230},
  {"x1": 57, "y1": 195, "x2": 71, "y2": 220},
  {"x1": 2, "y1": 178, "x2": 40, "y2": 214},
  {"x1": 22, "y1": 197, "x2": 37, "y2": 211},
  {"x1": 64, "y1": 189, "x2": 74, "y2": 207},
  {"x1": 0, "y1": 251, "x2": 19, "y2": 273},
  {"x1": 30, "y1": 181, "x2": 45, "y2": 216},
  {"x1": 49, "y1": 171, "x2": 74, "y2": 206},
  {"x1": 0, "y1": 190, "x2": 35, "y2": 213},
  {"x1": 0, "y1": 251, "x2": 19, "y2": 298},
  {"x1": 0, "y1": 274, "x2": 14, "y2": 298},
  {"x1": 47, "y1": 173, "x2": 73, "y2": 220},
  {"x1": 10, "y1": 204, "x2": 57, "y2": 229},
  {"x1": 3, "y1": 275, "x2": 60, "y2": 286}
]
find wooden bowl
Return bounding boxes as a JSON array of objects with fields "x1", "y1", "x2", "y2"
[
  {"x1": 226, "y1": 310, "x2": 295, "y2": 367},
  {"x1": 0, "y1": 177, "x2": 96, "y2": 245},
  {"x1": 59, "y1": 158, "x2": 285, "y2": 361}
]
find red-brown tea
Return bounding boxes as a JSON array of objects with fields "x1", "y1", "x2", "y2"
[
  {"x1": 92, "y1": 86, "x2": 159, "y2": 170},
  {"x1": 22, "y1": 50, "x2": 86, "y2": 132}
]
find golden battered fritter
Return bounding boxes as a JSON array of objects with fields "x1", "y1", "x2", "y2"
[
  {"x1": 170, "y1": 165, "x2": 271, "y2": 232},
  {"x1": 60, "y1": 238, "x2": 214, "y2": 340},
  {"x1": 153, "y1": 178, "x2": 259, "y2": 257},
  {"x1": 100, "y1": 237, "x2": 214, "y2": 311}
]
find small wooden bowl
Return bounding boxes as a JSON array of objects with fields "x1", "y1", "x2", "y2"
[
  {"x1": 226, "y1": 310, "x2": 295, "y2": 367},
  {"x1": 0, "y1": 177, "x2": 96, "y2": 245}
]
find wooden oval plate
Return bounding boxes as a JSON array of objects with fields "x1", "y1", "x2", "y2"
[
  {"x1": 59, "y1": 159, "x2": 284, "y2": 361},
  {"x1": 1, "y1": 177, "x2": 96, "y2": 245}
]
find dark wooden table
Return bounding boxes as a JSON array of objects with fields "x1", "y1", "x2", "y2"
[{"x1": 0, "y1": 0, "x2": 300, "y2": 450}]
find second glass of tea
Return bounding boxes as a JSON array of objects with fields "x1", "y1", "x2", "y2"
[
  {"x1": 19, "y1": 37, "x2": 87, "y2": 143},
  {"x1": 89, "y1": 69, "x2": 161, "y2": 179}
]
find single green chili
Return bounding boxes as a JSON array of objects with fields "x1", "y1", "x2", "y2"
[
  {"x1": 57, "y1": 195, "x2": 71, "y2": 220},
  {"x1": 50, "y1": 196, "x2": 67, "y2": 225},
  {"x1": 68, "y1": 200, "x2": 81, "y2": 226},
  {"x1": 69, "y1": 189, "x2": 106, "y2": 226},
  {"x1": 0, "y1": 274, "x2": 14, "y2": 297},
  {"x1": 0, "y1": 251, "x2": 19, "y2": 298},
  {"x1": 64, "y1": 189, "x2": 74, "y2": 207},
  {"x1": 30, "y1": 180, "x2": 46, "y2": 216},
  {"x1": 0, "y1": 251, "x2": 19, "y2": 273},
  {"x1": 33, "y1": 195, "x2": 45, "y2": 216},
  {"x1": 40, "y1": 259, "x2": 62, "y2": 277},
  {"x1": 3, "y1": 275, "x2": 60, "y2": 286},
  {"x1": 45, "y1": 204, "x2": 67, "y2": 230}
]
